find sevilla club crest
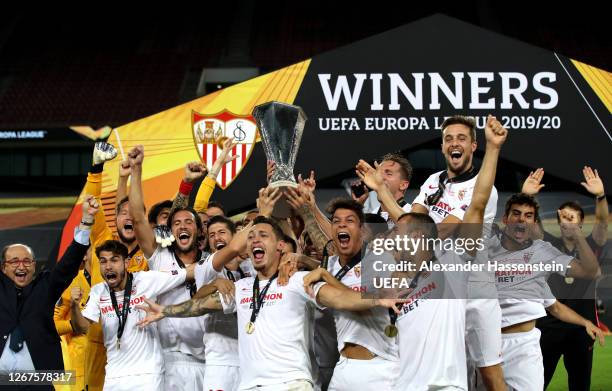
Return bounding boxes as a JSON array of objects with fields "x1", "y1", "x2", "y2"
[
  {"x1": 192, "y1": 110, "x2": 258, "y2": 190},
  {"x1": 458, "y1": 189, "x2": 467, "y2": 201},
  {"x1": 353, "y1": 265, "x2": 361, "y2": 278}
]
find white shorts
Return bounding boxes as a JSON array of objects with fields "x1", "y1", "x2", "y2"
[
  {"x1": 328, "y1": 356, "x2": 397, "y2": 391},
  {"x1": 103, "y1": 374, "x2": 163, "y2": 391},
  {"x1": 163, "y1": 351, "x2": 206, "y2": 391},
  {"x1": 243, "y1": 379, "x2": 314, "y2": 390},
  {"x1": 465, "y1": 298, "x2": 503, "y2": 367},
  {"x1": 501, "y1": 328, "x2": 543, "y2": 391},
  {"x1": 205, "y1": 364, "x2": 240, "y2": 391}
]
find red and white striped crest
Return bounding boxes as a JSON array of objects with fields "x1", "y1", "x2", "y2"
[{"x1": 192, "y1": 110, "x2": 258, "y2": 190}]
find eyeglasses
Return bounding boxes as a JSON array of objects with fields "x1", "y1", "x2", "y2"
[{"x1": 5, "y1": 258, "x2": 34, "y2": 267}]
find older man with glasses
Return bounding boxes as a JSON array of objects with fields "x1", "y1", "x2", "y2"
[{"x1": 0, "y1": 196, "x2": 97, "y2": 390}]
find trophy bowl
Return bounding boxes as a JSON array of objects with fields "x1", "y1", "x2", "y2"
[{"x1": 252, "y1": 101, "x2": 307, "y2": 218}]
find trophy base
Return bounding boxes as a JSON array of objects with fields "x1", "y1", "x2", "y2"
[
  {"x1": 268, "y1": 180, "x2": 298, "y2": 189},
  {"x1": 268, "y1": 181, "x2": 297, "y2": 218}
]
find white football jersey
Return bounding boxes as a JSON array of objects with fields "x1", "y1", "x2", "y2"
[
  {"x1": 221, "y1": 271, "x2": 324, "y2": 390},
  {"x1": 147, "y1": 246, "x2": 206, "y2": 359},
  {"x1": 411, "y1": 170, "x2": 498, "y2": 224},
  {"x1": 82, "y1": 270, "x2": 186, "y2": 379},
  {"x1": 488, "y1": 236, "x2": 572, "y2": 327}
]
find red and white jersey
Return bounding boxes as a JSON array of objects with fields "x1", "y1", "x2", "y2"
[
  {"x1": 488, "y1": 236, "x2": 572, "y2": 327},
  {"x1": 395, "y1": 250, "x2": 470, "y2": 390},
  {"x1": 147, "y1": 246, "x2": 206, "y2": 359},
  {"x1": 194, "y1": 253, "x2": 254, "y2": 366},
  {"x1": 411, "y1": 170, "x2": 498, "y2": 224},
  {"x1": 327, "y1": 254, "x2": 399, "y2": 361},
  {"x1": 82, "y1": 270, "x2": 186, "y2": 379},
  {"x1": 221, "y1": 271, "x2": 324, "y2": 390}
]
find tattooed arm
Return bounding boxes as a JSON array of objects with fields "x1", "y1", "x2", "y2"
[
  {"x1": 284, "y1": 186, "x2": 331, "y2": 254},
  {"x1": 163, "y1": 292, "x2": 224, "y2": 318},
  {"x1": 137, "y1": 291, "x2": 224, "y2": 327},
  {"x1": 299, "y1": 204, "x2": 332, "y2": 253},
  {"x1": 171, "y1": 188, "x2": 190, "y2": 212},
  {"x1": 171, "y1": 161, "x2": 208, "y2": 212}
]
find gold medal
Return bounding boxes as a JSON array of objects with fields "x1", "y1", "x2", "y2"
[
  {"x1": 246, "y1": 321, "x2": 255, "y2": 334},
  {"x1": 384, "y1": 324, "x2": 398, "y2": 338},
  {"x1": 565, "y1": 277, "x2": 574, "y2": 284}
]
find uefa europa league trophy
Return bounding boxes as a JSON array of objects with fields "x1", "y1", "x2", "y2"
[{"x1": 252, "y1": 101, "x2": 307, "y2": 218}]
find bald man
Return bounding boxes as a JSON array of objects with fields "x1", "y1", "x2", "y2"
[{"x1": 0, "y1": 196, "x2": 98, "y2": 390}]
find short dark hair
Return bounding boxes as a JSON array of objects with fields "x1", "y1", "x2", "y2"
[
  {"x1": 148, "y1": 200, "x2": 173, "y2": 225},
  {"x1": 208, "y1": 215, "x2": 237, "y2": 234},
  {"x1": 207, "y1": 201, "x2": 225, "y2": 215},
  {"x1": 441, "y1": 115, "x2": 477, "y2": 142},
  {"x1": 166, "y1": 207, "x2": 203, "y2": 233},
  {"x1": 380, "y1": 152, "x2": 413, "y2": 182},
  {"x1": 115, "y1": 196, "x2": 145, "y2": 216},
  {"x1": 557, "y1": 201, "x2": 585, "y2": 223},
  {"x1": 326, "y1": 198, "x2": 365, "y2": 225},
  {"x1": 282, "y1": 235, "x2": 297, "y2": 253},
  {"x1": 95, "y1": 240, "x2": 128, "y2": 259},
  {"x1": 116, "y1": 196, "x2": 130, "y2": 215},
  {"x1": 397, "y1": 212, "x2": 439, "y2": 239},
  {"x1": 503, "y1": 193, "x2": 540, "y2": 220},
  {"x1": 252, "y1": 216, "x2": 285, "y2": 240}
]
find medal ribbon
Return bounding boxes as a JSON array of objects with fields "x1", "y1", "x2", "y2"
[
  {"x1": 109, "y1": 273, "x2": 133, "y2": 348},
  {"x1": 249, "y1": 272, "x2": 279, "y2": 326}
]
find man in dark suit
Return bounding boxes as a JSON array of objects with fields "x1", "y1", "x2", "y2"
[{"x1": 0, "y1": 195, "x2": 99, "y2": 390}]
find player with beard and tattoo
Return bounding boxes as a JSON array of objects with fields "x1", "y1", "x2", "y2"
[
  {"x1": 127, "y1": 144, "x2": 208, "y2": 391},
  {"x1": 83, "y1": 141, "x2": 149, "y2": 391},
  {"x1": 71, "y1": 240, "x2": 193, "y2": 391}
]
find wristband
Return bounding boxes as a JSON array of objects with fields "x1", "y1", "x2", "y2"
[
  {"x1": 179, "y1": 180, "x2": 194, "y2": 195},
  {"x1": 81, "y1": 220, "x2": 94, "y2": 226},
  {"x1": 596, "y1": 194, "x2": 606, "y2": 202}
]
